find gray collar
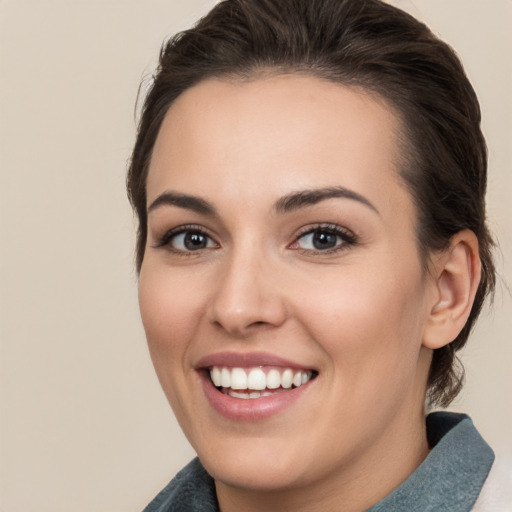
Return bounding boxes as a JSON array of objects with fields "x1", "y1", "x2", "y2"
[
  {"x1": 143, "y1": 412, "x2": 494, "y2": 512},
  {"x1": 367, "y1": 412, "x2": 494, "y2": 511}
]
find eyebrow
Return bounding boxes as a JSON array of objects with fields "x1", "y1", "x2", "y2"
[
  {"x1": 148, "y1": 191, "x2": 217, "y2": 216},
  {"x1": 274, "y1": 186, "x2": 379, "y2": 215},
  {"x1": 147, "y1": 186, "x2": 379, "y2": 217}
]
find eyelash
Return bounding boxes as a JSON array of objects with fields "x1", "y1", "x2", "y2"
[
  {"x1": 154, "y1": 223, "x2": 357, "y2": 256},
  {"x1": 291, "y1": 223, "x2": 357, "y2": 255},
  {"x1": 154, "y1": 224, "x2": 218, "y2": 254}
]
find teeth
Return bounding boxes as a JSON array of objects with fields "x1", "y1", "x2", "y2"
[
  {"x1": 226, "y1": 390, "x2": 276, "y2": 399},
  {"x1": 209, "y1": 366, "x2": 314, "y2": 395},
  {"x1": 221, "y1": 367, "x2": 231, "y2": 388},
  {"x1": 211, "y1": 366, "x2": 221, "y2": 387},
  {"x1": 266, "y1": 369, "x2": 281, "y2": 389},
  {"x1": 229, "y1": 390, "x2": 251, "y2": 399},
  {"x1": 281, "y1": 369, "x2": 293, "y2": 389},
  {"x1": 247, "y1": 368, "x2": 266, "y2": 390},
  {"x1": 231, "y1": 368, "x2": 247, "y2": 390}
]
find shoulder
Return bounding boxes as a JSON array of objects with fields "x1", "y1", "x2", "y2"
[
  {"x1": 142, "y1": 458, "x2": 218, "y2": 512},
  {"x1": 472, "y1": 454, "x2": 512, "y2": 511}
]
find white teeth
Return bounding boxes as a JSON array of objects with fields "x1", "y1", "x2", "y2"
[
  {"x1": 231, "y1": 368, "x2": 248, "y2": 390},
  {"x1": 266, "y1": 369, "x2": 281, "y2": 389},
  {"x1": 281, "y1": 369, "x2": 293, "y2": 389},
  {"x1": 247, "y1": 368, "x2": 267, "y2": 390},
  {"x1": 221, "y1": 367, "x2": 231, "y2": 388},
  {"x1": 209, "y1": 366, "x2": 315, "y2": 395},
  {"x1": 211, "y1": 366, "x2": 221, "y2": 387},
  {"x1": 229, "y1": 390, "x2": 250, "y2": 399}
]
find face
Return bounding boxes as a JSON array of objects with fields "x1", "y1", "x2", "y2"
[{"x1": 139, "y1": 75, "x2": 435, "y2": 494}]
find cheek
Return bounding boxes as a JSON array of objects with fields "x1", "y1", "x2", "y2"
[
  {"x1": 137, "y1": 265, "x2": 212, "y2": 434},
  {"x1": 294, "y1": 263, "x2": 428, "y2": 392},
  {"x1": 138, "y1": 267, "x2": 202, "y2": 377}
]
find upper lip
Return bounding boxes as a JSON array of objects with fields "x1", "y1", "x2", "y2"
[{"x1": 195, "y1": 351, "x2": 316, "y2": 371}]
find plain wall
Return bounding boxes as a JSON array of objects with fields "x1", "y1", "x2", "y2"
[{"x1": 1, "y1": 1, "x2": 510, "y2": 511}]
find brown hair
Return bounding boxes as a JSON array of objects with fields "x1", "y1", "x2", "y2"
[{"x1": 127, "y1": 0, "x2": 496, "y2": 407}]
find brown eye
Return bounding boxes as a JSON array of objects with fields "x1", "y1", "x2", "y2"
[
  {"x1": 293, "y1": 225, "x2": 357, "y2": 254},
  {"x1": 297, "y1": 229, "x2": 344, "y2": 251},
  {"x1": 311, "y1": 231, "x2": 338, "y2": 250},
  {"x1": 159, "y1": 228, "x2": 218, "y2": 252},
  {"x1": 181, "y1": 232, "x2": 209, "y2": 250}
]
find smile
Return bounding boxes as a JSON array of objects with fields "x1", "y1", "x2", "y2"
[
  {"x1": 210, "y1": 366, "x2": 315, "y2": 399},
  {"x1": 196, "y1": 352, "x2": 318, "y2": 420}
]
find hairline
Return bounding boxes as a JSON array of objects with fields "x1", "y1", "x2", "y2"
[{"x1": 139, "y1": 67, "x2": 431, "y2": 271}]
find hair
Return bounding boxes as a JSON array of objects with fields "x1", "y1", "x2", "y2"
[{"x1": 127, "y1": 0, "x2": 495, "y2": 407}]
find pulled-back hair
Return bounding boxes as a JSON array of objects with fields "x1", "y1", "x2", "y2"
[{"x1": 127, "y1": 0, "x2": 495, "y2": 407}]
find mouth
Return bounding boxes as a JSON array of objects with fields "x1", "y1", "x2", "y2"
[
  {"x1": 196, "y1": 352, "x2": 319, "y2": 420},
  {"x1": 209, "y1": 366, "x2": 318, "y2": 399}
]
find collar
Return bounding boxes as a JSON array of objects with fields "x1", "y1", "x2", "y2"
[
  {"x1": 367, "y1": 412, "x2": 495, "y2": 511},
  {"x1": 144, "y1": 412, "x2": 494, "y2": 512}
]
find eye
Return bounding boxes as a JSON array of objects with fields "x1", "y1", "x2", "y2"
[
  {"x1": 156, "y1": 225, "x2": 218, "y2": 253},
  {"x1": 171, "y1": 231, "x2": 216, "y2": 251},
  {"x1": 292, "y1": 225, "x2": 356, "y2": 253}
]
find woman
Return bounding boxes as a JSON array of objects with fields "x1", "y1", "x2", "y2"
[{"x1": 127, "y1": 0, "x2": 503, "y2": 510}]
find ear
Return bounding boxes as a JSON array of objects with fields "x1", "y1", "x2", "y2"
[{"x1": 422, "y1": 230, "x2": 481, "y2": 350}]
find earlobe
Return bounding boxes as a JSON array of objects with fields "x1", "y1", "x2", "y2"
[{"x1": 422, "y1": 230, "x2": 481, "y2": 350}]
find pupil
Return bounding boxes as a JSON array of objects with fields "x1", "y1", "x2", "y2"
[
  {"x1": 313, "y1": 231, "x2": 337, "y2": 249},
  {"x1": 184, "y1": 232, "x2": 207, "y2": 250}
]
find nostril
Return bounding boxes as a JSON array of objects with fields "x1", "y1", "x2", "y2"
[{"x1": 247, "y1": 320, "x2": 273, "y2": 330}]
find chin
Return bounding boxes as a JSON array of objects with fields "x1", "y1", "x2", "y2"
[
  {"x1": 192, "y1": 428, "x2": 330, "y2": 493},
  {"x1": 203, "y1": 453, "x2": 310, "y2": 492}
]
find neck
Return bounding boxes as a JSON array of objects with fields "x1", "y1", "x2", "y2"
[
  {"x1": 216, "y1": 349, "x2": 433, "y2": 512},
  {"x1": 215, "y1": 406, "x2": 430, "y2": 512}
]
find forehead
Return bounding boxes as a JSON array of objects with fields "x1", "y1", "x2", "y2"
[{"x1": 147, "y1": 75, "x2": 409, "y2": 214}]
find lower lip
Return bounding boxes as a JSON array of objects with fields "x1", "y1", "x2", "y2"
[{"x1": 199, "y1": 371, "x2": 314, "y2": 421}]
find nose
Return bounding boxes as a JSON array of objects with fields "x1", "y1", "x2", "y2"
[{"x1": 206, "y1": 247, "x2": 287, "y2": 337}]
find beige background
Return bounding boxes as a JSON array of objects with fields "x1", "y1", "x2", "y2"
[{"x1": 1, "y1": 1, "x2": 510, "y2": 511}]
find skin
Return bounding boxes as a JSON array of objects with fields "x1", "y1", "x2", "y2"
[{"x1": 138, "y1": 75, "x2": 480, "y2": 512}]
